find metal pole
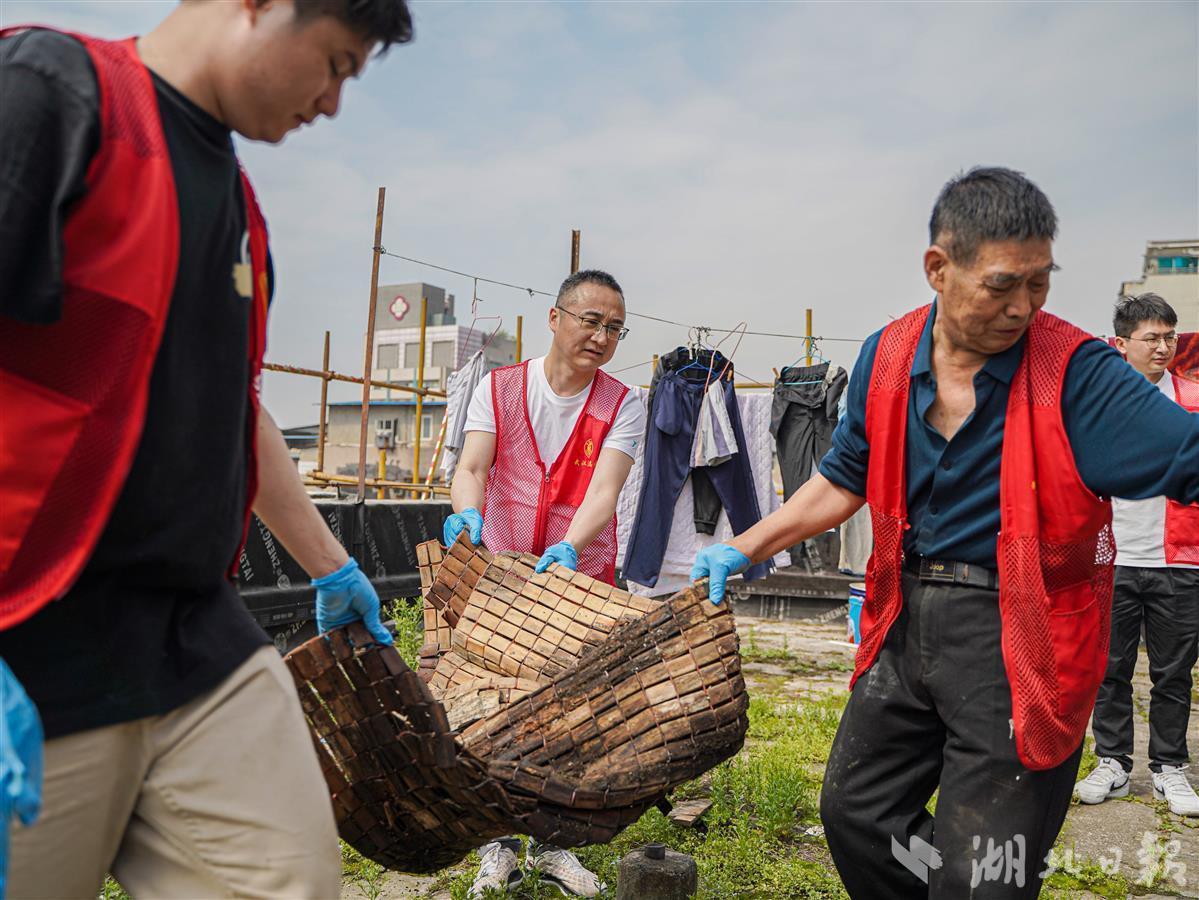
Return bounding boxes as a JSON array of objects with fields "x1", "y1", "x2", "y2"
[
  {"x1": 357, "y1": 187, "x2": 386, "y2": 503},
  {"x1": 317, "y1": 330, "x2": 330, "y2": 475},
  {"x1": 516, "y1": 315, "x2": 524, "y2": 363},
  {"x1": 423, "y1": 412, "x2": 449, "y2": 497},
  {"x1": 805, "y1": 308, "x2": 813, "y2": 366},
  {"x1": 377, "y1": 447, "x2": 387, "y2": 500},
  {"x1": 262, "y1": 362, "x2": 444, "y2": 398},
  {"x1": 570, "y1": 230, "x2": 581, "y2": 275},
  {"x1": 412, "y1": 297, "x2": 428, "y2": 499}
]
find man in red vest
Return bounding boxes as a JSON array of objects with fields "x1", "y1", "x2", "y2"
[
  {"x1": 445, "y1": 269, "x2": 645, "y2": 898},
  {"x1": 694, "y1": 168, "x2": 1199, "y2": 898},
  {"x1": 0, "y1": 1, "x2": 412, "y2": 895},
  {"x1": 1076, "y1": 294, "x2": 1199, "y2": 815}
]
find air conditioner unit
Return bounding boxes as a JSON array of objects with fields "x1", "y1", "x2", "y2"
[{"x1": 375, "y1": 425, "x2": 395, "y2": 449}]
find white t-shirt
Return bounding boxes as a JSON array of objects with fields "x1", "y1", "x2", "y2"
[
  {"x1": 464, "y1": 357, "x2": 646, "y2": 465},
  {"x1": 1112, "y1": 370, "x2": 1197, "y2": 569}
]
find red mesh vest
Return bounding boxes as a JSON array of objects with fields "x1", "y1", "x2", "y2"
[
  {"x1": 481, "y1": 361, "x2": 629, "y2": 583},
  {"x1": 1165, "y1": 372, "x2": 1199, "y2": 565},
  {"x1": 0, "y1": 29, "x2": 271, "y2": 629},
  {"x1": 857, "y1": 304, "x2": 1114, "y2": 770}
]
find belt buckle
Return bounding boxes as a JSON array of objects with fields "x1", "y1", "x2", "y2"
[{"x1": 920, "y1": 559, "x2": 956, "y2": 582}]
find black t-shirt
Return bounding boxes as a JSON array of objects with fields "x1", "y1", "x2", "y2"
[{"x1": 0, "y1": 30, "x2": 270, "y2": 738}]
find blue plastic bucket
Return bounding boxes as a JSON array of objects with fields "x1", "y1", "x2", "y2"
[{"x1": 847, "y1": 582, "x2": 866, "y2": 645}]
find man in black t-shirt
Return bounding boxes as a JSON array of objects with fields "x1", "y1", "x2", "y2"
[{"x1": 0, "y1": 2, "x2": 413, "y2": 896}]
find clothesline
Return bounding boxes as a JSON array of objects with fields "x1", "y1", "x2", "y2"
[
  {"x1": 376, "y1": 247, "x2": 868, "y2": 345},
  {"x1": 606, "y1": 356, "x2": 783, "y2": 390}
]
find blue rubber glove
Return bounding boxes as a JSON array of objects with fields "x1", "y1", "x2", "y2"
[
  {"x1": 442, "y1": 508, "x2": 484, "y2": 547},
  {"x1": 313, "y1": 558, "x2": 393, "y2": 645},
  {"x1": 535, "y1": 541, "x2": 579, "y2": 574},
  {"x1": 1, "y1": 658, "x2": 42, "y2": 897},
  {"x1": 690, "y1": 544, "x2": 752, "y2": 605}
]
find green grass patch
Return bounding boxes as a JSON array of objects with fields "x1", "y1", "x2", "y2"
[
  {"x1": 1042, "y1": 858, "x2": 1130, "y2": 899},
  {"x1": 739, "y1": 630, "x2": 853, "y2": 678},
  {"x1": 385, "y1": 596, "x2": 424, "y2": 669}
]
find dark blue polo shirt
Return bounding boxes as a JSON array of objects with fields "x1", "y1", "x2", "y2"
[{"x1": 819, "y1": 303, "x2": 1199, "y2": 569}]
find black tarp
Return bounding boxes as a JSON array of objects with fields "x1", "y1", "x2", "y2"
[{"x1": 236, "y1": 499, "x2": 449, "y2": 651}]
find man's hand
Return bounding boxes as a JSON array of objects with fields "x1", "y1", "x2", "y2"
[
  {"x1": 691, "y1": 544, "x2": 752, "y2": 605},
  {"x1": 313, "y1": 559, "x2": 393, "y2": 645},
  {"x1": 443, "y1": 508, "x2": 484, "y2": 547},
  {"x1": 535, "y1": 541, "x2": 578, "y2": 574},
  {"x1": 1, "y1": 658, "x2": 42, "y2": 895}
]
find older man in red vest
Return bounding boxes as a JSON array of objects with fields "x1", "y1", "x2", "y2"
[
  {"x1": 0, "y1": 2, "x2": 412, "y2": 896},
  {"x1": 445, "y1": 269, "x2": 645, "y2": 898},
  {"x1": 695, "y1": 168, "x2": 1199, "y2": 898}
]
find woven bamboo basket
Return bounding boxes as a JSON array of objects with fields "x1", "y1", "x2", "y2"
[{"x1": 284, "y1": 535, "x2": 748, "y2": 873}]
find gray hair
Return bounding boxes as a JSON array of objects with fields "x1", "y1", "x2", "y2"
[
  {"x1": 929, "y1": 167, "x2": 1058, "y2": 266},
  {"x1": 1114, "y1": 293, "x2": 1177, "y2": 337}
]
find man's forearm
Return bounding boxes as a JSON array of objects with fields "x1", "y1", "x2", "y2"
[
  {"x1": 563, "y1": 490, "x2": 620, "y2": 552},
  {"x1": 730, "y1": 473, "x2": 865, "y2": 563},
  {"x1": 450, "y1": 468, "x2": 486, "y2": 514},
  {"x1": 253, "y1": 409, "x2": 348, "y2": 579}
]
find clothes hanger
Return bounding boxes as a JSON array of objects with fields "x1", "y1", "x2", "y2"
[
  {"x1": 677, "y1": 326, "x2": 716, "y2": 377},
  {"x1": 781, "y1": 337, "x2": 832, "y2": 385}
]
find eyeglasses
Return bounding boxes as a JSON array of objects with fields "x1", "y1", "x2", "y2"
[
  {"x1": 555, "y1": 305, "x2": 629, "y2": 341},
  {"x1": 1124, "y1": 333, "x2": 1179, "y2": 348}
]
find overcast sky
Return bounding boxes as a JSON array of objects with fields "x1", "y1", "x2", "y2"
[{"x1": 5, "y1": 0, "x2": 1196, "y2": 426}]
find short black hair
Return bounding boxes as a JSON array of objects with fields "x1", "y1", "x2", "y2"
[
  {"x1": 929, "y1": 166, "x2": 1057, "y2": 266},
  {"x1": 1114, "y1": 293, "x2": 1177, "y2": 337},
  {"x1": 557, "y1": 270, "x2": 624, "y2": 309},
  {"x1": 293, "y1": 0, "x2": 413, "y2": 50}
]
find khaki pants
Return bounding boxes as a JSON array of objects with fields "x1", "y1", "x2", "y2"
[{"x1": 8, "y1": 646, "x2": 341, "y2": 899}]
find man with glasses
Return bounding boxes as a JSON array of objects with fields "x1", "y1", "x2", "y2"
[
  {"x1": 1076, "y1": 293, "x2": 1199, "y2": 815},
  {"x1": 444, "y1": 269, "x2": 644, "y2": 898}
]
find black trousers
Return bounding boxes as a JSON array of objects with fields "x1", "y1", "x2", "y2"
[
  {"x1": 1092, "y1": 565, "x2": 1199, "y2": 772},
  {"x1": 820, "y1": 574, "x2": 1081, "y2": 899}
]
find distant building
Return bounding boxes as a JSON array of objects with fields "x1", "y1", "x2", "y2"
[
  {"x1": 369, "y1": 281, "x2": 517, "y2": 395},
  {"x1": 322, "y1": 282, "x2": 519, "y2": 481},
  {"x1": 323, "y1": 398, "x2": 448, "y2": 483},
  {"x1": 1120, "y1": 240, "x2": 1199, "y2": 332}
]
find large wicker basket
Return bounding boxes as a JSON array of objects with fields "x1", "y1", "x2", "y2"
[{"x1": 283, "y1": 536, "x2": 748, "y2": 873}]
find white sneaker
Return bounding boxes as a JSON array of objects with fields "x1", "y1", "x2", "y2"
[
  {"x1": 1075, "y1": 757, "x2": 1130, "y2": 804},
  {"x1": 1152, "y1": 764, "x2": 1199, "y2": 816},
  {"x1": 468, "y1": 839, "x2": 524, "y2": 898},
  {"x1": 528, "y1": 844, "x2": 606, "y2": 898}
]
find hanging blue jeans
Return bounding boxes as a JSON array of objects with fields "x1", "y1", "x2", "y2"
[{"x1": 623, "y1": 370, "x2": 770, "y2": 588}]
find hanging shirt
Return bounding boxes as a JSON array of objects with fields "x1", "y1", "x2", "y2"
[
  {"x1": 442, "y1": 349, "x2": 488, "y2": 481},
  {"x1": 691, "y1": 383, "x2": 737, "y2": 468},
  {"x1": 1112, "y1": 369, "x2": 1198, "y2": 569},
  {"x1": 464, "y1": 356, "x2": 645, "y2": 464}
]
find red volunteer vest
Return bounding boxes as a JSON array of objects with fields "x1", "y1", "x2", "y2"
[
  {"x1": 0, "y1": 29, "x2": 271, "y2": 629},
  {"x1": 857, "y1": 305, "x2": 1114, "y2": 770},
  {"x1": 1166, "y1": 371, "x2": 1199, "y2": 565},
  {"x1": 481, "y1": 362, "x2": 629, "y2": 583}
]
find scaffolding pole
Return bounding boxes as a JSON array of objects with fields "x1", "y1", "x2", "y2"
[
  {"x1": 357, "y1": 187, "x2": 386, "y2": 502},
  {"x1": 316, "y1": 330, "x2": 330, "y2": 474},
  {"x1": 412, "y1": 297, "x2": 428, "y2": 499}
]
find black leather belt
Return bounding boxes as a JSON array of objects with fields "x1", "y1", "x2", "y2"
[{"x1": 904, "y1": 556, "x2": 999, "y2": 591}]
